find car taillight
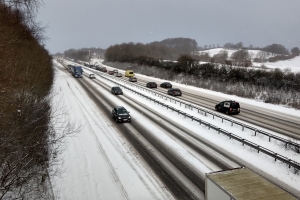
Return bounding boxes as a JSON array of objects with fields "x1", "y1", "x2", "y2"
[
  {"x1": 238, "y1": 108, "x2": 240, "y2": 111},
  {"x1": 230, "y1": 108, "x2": 232, "y2": 111}
]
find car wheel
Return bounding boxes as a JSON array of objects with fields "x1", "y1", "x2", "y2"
[
  {"x1": 225, "y1": 110, "x2": 229, "y2": 115},
  {"x1": 115, "y1": 117, "x2": 119, "y2": 123}
]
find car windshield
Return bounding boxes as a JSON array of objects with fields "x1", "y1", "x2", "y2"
[
  {"x1": 118, "y1": 109, "x2": 128, "y2": 114},
  {"x1": 114, "y1": 87, "x2": 121, "y2": 91}
]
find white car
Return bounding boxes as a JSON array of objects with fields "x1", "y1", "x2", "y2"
[{"x1": 89, "y1": 74, "x2": 96, "y2": 79}]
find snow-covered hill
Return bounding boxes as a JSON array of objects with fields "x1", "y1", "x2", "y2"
[{"x1": 196, "y1": 48, "x2": 300, "y2": 72}]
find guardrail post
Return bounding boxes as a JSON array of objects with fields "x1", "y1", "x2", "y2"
[
  {"x1": 242, "y1": 126, "x2": 244, "y2": 131},
  {"x1": 231, "y1": 121, "x2": 233, "y2": 127}
]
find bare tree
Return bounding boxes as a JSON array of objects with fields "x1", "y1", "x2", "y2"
[
  {"x1": 213, "y1": 50, "x2": 228, "y2": 63},
  {"x1": 0, "y1": 3, "x2": 80, "y2": 199},
  {"x1": 255, "y1": 51, "x2": 269, "y2": 63},
  {"x1": 231, "y1": 49, "x2": 252, "y2": 67}
]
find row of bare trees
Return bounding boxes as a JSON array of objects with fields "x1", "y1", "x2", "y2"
[{"x1": 0, "y1": 2, "x2": 75, "y2": 199}]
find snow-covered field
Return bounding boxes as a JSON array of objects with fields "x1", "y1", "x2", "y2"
[
  {"x1": 51, "y1": 59, "x2": 300, "y2": 199},
  {"x1": 197, "y1": 48, "x2": 300, "y2": 72}
]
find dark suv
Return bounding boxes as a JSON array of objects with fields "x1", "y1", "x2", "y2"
[
  {"x1": 146, "y1": 82, "x2": 157, "y2": 88},
  {"x1": 111, "y1": 86, "x2": 123, "y2": 95},
  {"x1": 160, "y1": 82, "x2": 172, "y2": 88},
  {"x1": 215, "y1": 100, "x2": 240, "y2": 115},
  {"x1": 112, "y1": 106, "x2": 131, "y2": 123},
  {"x1": 167, "y1": 88, "x2": 182, "y2": 96}
]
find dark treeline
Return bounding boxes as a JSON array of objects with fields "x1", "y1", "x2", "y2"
[
  {"x1": 64, "y1": 47, "x2": 106, "y2": 61},
  {"x1": 0, "y1": 2, "x2": 60, "y2": 199},
  {"x1": 175, "y1": 56, "x2": 300, "y2": 92},
  {"x1": 105, "y1": 38, "x2": 198, "y2": 62}
]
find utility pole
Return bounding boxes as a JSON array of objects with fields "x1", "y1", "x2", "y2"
[{"x1": 89, "y1": 50, "x2": 90, "y2": 66}]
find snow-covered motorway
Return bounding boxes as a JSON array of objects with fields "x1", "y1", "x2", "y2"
[
  {"x1": 101, "y1": 65, "x2": 300, "y2": 140},
  {"x1": 52, "y1": 60, "x2": 300, "y2": 199}
]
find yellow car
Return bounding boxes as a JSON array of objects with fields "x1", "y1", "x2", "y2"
[{"x1": 125, "y1": 70, "x2": 134, "y2": 77}]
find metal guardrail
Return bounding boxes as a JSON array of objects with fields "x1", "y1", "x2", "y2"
[
  {"x1": 91, "y1": 70, "x2": 300, "y2": 172},
  {"x1": 101, "y1": 72, "x2": 300, "y2": 154}
]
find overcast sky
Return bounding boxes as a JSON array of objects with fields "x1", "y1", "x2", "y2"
[{"x1": 37, "y1": 0, "x2": 300, "y2": 54}]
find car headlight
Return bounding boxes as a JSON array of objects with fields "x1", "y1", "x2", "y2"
[
  {"x1": 128, "y1": 116, "x2": 131, "y2": 119},
  {"x1": 118, "y1": 117, "x2": 121, "y2": 119}
]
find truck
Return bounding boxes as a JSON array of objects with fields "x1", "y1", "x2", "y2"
[
  {"x1": 205, "y1": 167, "x2": 297, "y2": 200},
  {"x1": 71, "y1": 66, "x2": 83, "y2": 78}
]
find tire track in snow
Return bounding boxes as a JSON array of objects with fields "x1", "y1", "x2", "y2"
[
  {"x1": 75, "y1": 75, "x2": 172, "y2": 200},
  {"x1": 58, "y1": 68, "x2": 130, "y2": 200},
  {"x1": 57, "y1": 62, "x2": 173, "y2": 199}
]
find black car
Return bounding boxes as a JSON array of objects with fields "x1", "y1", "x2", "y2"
[
  {"x1": 111, "y1": 86, "x2": 123, "y2": 95},
  {"x1": 160, "y1": 82, "x2": 172, "y2": 88},
  {"x1": 146, "y1": 82, "x2": 157, "y2": 88},
  {"x1": 215, "y1": 100, "x2": 240, "y2": 115},
  {"x1": 167, "y1": 88, "x2": 182, "y2": 96},
  {"x1": 112, "y1": 106, "x2": 131, "y2": 123}
]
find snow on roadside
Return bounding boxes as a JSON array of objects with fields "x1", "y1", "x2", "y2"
[{"x1": 50, "y1": 66, "x2": 174, "y2": 200}]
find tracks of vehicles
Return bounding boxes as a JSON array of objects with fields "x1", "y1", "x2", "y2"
[
  {"x1": 83, "y1": 65, "x2": 300, "y2": 152},
  {"x1": 59, "y1": 62, "x2": 243, "y2": 198},
  {"x1": 80, "y1": 65, "x2": 300, "y2": 154},
  {"x1": 61, "y1": 61, "x2": 300, "y2": 198}
]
